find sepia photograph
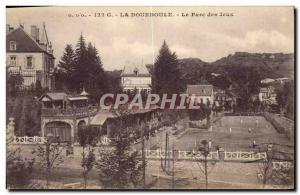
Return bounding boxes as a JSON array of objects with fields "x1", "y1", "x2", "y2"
[{"x1": 5, "y1": 6, "x2": 295, "y2": 190}]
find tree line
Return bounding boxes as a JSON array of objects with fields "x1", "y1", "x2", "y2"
[{"x1": 53, "y1": 34, "x2": 109, "y2": 103}]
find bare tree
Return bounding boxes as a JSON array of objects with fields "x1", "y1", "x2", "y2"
[
  {"x1": 193, "y1": 140, "x2": 217, "y2": 189},
  {"x1": 78, "y1": 125, "x2": 98, "y2": 189},
  {"x1": 35, "y1": 135, "x2": 64, "y2": 189},
  {"x1": 257, "y1": 144, "x2": 294, "y2": 188}
]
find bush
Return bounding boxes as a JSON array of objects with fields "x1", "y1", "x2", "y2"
[{"x1": 6, "y1": 149, "x2": 35, "y2": 189}]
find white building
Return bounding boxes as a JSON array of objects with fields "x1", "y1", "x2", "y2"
[
  {"x1": 121, "y1": 66, "x2": 151, "y2": 94},
  {"x1": 186, "y1": 84, "x2": 214, "y2": 105},
  {"x1": 275, "y1": 77, "x2": 289, "y2": 84},
  {"x1": 258, "y1": 86, "x2": 277, "y2": 104},
  {"x1": 261, "y1": 78, "x2": 275, "y2": 84},
  {"x1": 6, "y1": 23, "x2": 55, "y2": 89}
]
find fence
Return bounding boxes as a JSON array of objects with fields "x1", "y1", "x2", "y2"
[
  {"x1": 41, "y1": 106, "x2": 99, "y2": 117},
  {"x1": 144, "y1": 149, "x2": 266, "y2": 161},
  {"x1": 145, "y1": 149, "x2": 217, "y2": 160},
  {"x1": 272, "y1": 161, "x2": 293, "y2": 170},
  {"x1": 224, "y1": 151, "x2": 267, "y2": 161},
  {"x1": 263, "y1": 112, "x2": 293, "y2": 140},
  {"x1": 14, "y1": 136, "x2": 46, "y2": 144}
]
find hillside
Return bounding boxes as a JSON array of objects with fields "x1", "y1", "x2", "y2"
[
  {"x1": 210, "y1": 52, "x2": 294, "y2": 79},
  {"x1": 179, "y1": 52, "x2": 294, "y2": 80}
]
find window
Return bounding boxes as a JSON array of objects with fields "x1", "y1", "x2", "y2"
[
  {"x1": 10, "y1": 56, "x2": 16, "y2": 66},
  {"x1": 9, "y1": 41, "x2": 16, "y2": 51},
  {"x1": 26, "y1": 56, "x2": 33, "y2": 69}
]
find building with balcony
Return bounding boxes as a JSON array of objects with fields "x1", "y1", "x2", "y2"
[
  {"x1": 6, "y1": 23, "x2": 55, "y2": 89},
  {"x1": 121, "y1": 66, "x2": 151, "y2": 94},
  {"x1": 39, "y1": 90, "x2": 98, "y2": 143}
]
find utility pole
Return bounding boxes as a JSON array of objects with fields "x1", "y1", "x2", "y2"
[
  {"x1": 167, "y1": 134, "x2": 170, "y2": 172},
  {"x1": 164, "y1": 132, "x2": 168, "y2": 171},
  {"x1": 204, "y1": 152, "x2": 208, "y2": 189},
  {"x1": 172, "y1": 136, "x2": 175, "y2": 189},
  {"x1": 160, "y1": 131, "x2": 163, "y2": 170},
  {"x1": 142, "y1": 123, "x2": 146, "y2": 188}
]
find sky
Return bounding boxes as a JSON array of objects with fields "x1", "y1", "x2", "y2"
[{"x1": 6, "y1": 6, "x2": 294, "y2": 71}]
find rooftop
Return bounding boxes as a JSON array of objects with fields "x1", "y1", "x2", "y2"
[
  {"x1": 186, "y1": 84, "x2": 213, "y2": 96},
  {"x1": 6, "y1": 26, "x2": 53, "y2": 57},
  {"x1": 39, "y1": 92, "x2": 68, "y2": 101},
  {"x1": 121, "y1": 65, "x2": 150, "y2": 77}
]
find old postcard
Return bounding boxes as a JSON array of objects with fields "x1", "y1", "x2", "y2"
[{"x1": 6, "y1": 6, "x2": 295, "y2": 190}]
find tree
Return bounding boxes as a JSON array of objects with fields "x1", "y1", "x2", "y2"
[
  {"x1": 152, "y1": 41, "x2": 183, "y2": 95},
  {"x1": 7, "y1": 70, "x2": 23, "y2": 97},
  {"x1": 54, "y1": 44, "x2": 76, "y2": 90},
  {"x1": 228, "y1": 66, "x2": 261, "y2": 111},
  {"x1": 6, "y1": 148, "x2": 35, "y2": 189},
  {"x1": 105, "y1": 70, "x2": 123, "y2": 94},
  {"x1": 188, "y1": 102, "x2": 209, "y2": 128},
  {"x1": 206, "y1": 73, "x2": 231, "y2": 90},
  {"x1": 58, "y1": 44, "x2": 76, "y2": 75},
  {"x1": 276, "y1": 81, "x2": 294, "y2": 119},
  {"x1": 57, "y1": 34, "x2": 108, "y2": 102},
  {"x1": 193, "y1": 140, "x2": 217, "y2": 189},
  {"x1": 96, "y1": 110, "x2": 144, "y2": 189},
  {"x1": 35, "y1": 137, "x2": 64, "y2": 189},
  {"x1": 257, "y1": 144, "x2": 294, "y2": 188},
  {"x1": 35, "y1": 80, "x2": 43, "y2": 97},
  {"x1": 85, "y1": 42, "x2": 108, "y2": 102},
  {"x1": 17, "y1": 95, "x2": 42, "y2": 136},
  {"x1": 77, "y1": 126, "x2": 99, "y2": 189}
]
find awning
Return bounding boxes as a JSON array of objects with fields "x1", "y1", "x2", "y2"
[{"x1": 90, "y1": 110, "x2": 117, "y2": 125}]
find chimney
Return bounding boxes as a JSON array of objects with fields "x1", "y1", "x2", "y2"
[
  {"x1": 7, "y1": 25, "x2": 14, "y2": 34},
  {"x1": 36, "y1": 28, "x2": 40, "y2": 42},
  {"x1": 30, "y1": 25, "x2": 38, "y2": 42}
]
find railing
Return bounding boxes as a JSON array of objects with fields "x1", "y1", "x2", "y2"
[
  {"x1": 7, "y1": 66, "x2": 37, "y2": 76},
  {"x1": 14, "y1": 136, "x2": 46, "y2": 144},
  {"x1": 41, "y1": 106, "x2": 99, "y2": 117},
  {"x1": 272, "y1": 161, "x2": 293, "y2": 170},
  {"x1": 144, "y1": 149, "x2": 219, "y2": 161},
  {"x1": 22, "y1": 69, "x2": 36, "y2": 76},
  {"x1": 224, "y1": 151, "x2": 267, "y2": 161},
  {"x1": 178, "y1": 150, "x2": 219, "y2": 160},
  {"x1": 144, "y1": 150, "x2": 266, "y2": 161}
]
